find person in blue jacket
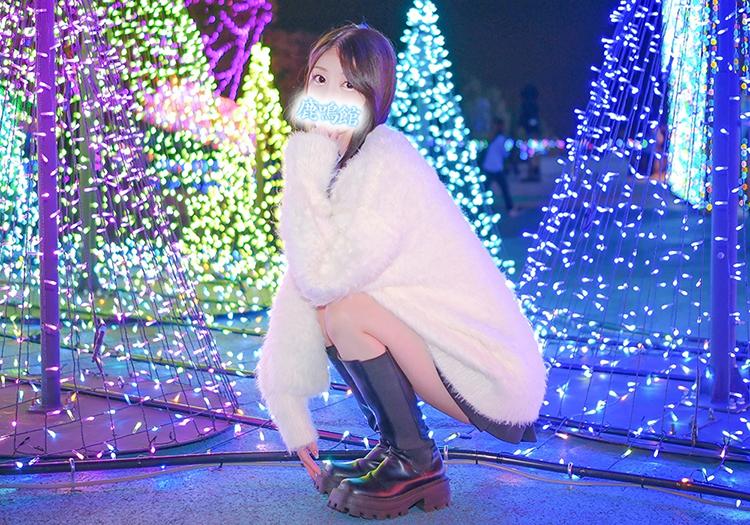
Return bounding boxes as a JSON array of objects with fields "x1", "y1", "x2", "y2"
[{"x1": 482, "y1": 117, "x2": 519, "y2": 217}]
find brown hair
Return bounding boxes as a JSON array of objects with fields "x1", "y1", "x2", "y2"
[{"x1": 290, "y1": 22, "x2": 397, "y2": 171}]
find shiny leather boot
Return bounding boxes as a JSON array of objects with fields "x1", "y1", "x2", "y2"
[
  {"x1": 314, "y1": 345, "x2": 390, "y2": 494},
  {"x1": 327, "y1": 349, "x2": 450, "y2": 518}
]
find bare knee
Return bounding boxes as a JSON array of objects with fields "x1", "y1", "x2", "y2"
[
  {"x1": 323, "y1": 295, "x2": 364, "y2": 342},
  {"x1": 323, "y1": 294, "x2": 388, "y2": 360}
]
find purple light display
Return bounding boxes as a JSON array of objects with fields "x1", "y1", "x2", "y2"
[
  {"x1": 0, "y1": 0, "x2": 240, "y2": 459},
  {"x1": 186, "y1": 0, "x2": 274, "y2": 100}
]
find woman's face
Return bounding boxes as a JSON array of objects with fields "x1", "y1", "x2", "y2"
[{"x1": 306, "y1": 47, "x2": 367, "y2": 154}]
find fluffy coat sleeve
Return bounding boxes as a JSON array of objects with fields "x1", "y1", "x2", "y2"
[
  {"x1": 255, "y1": 127, "x2": 417, "y2": 453},
  {"x1": 255, "y1": 268, "x2": 330, "y2": 454},
  {"x1": 277, "y1": 130, "x2": 413, "y2": 307}
]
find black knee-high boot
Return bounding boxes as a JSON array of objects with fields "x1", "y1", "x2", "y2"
[
  {"x1": 327, "y1": 349, "x2": 450, "y2": 518},
  {"x1": 314, "y1": 345, "x2": 391, "y2": 494}
]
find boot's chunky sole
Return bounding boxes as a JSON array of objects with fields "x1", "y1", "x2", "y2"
[{"x1": 327, "y1": 476, "x2": 450, "y2": 519}]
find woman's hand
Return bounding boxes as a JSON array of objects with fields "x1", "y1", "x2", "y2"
[{"x1": 296, "y1": 440, "x2": 321, "y2": 481}]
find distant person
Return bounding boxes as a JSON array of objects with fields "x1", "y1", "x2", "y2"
[
  {"x1": 649, "y1": 123, "x2": 668, "y2": 182},
  {"x1": 482, "y1": 117, "x2": 519, "y2": 217}
]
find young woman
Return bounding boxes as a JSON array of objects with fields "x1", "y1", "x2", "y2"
[{"x1": 256, "y1": 23, "x2": 548, "y2": 519}]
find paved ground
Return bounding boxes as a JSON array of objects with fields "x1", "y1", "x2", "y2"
[{"x1": 2, "y1": 157, "x2": 749, "y2": 523}]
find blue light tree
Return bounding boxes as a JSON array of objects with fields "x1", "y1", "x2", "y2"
[
  {"x1": 516, "y1": 0, "x2": 749, "y2": 481},
  {"x1": 0, "y1": 82, "x2": 37, "y2": 285}
]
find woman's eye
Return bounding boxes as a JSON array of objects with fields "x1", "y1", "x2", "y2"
[
  {"x1": 312, "y1": 74, "x2": 325, "y2": 84},
  {"x1": 344, "y1": 81, "x2": 354, "y2": 89}
]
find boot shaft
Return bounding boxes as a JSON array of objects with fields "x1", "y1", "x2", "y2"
[
  {"x1": 326, "y1": 345, "x2": 380, "y2": 435},
  {"x1": 340, "y1": 350, "x2": 434, "y2": 455}
]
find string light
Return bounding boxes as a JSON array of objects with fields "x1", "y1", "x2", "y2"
[
  {"x1": 0, "y1": 0, "x2": 239, "y2": 458},
  {"x1": 181, "y1": 40, "x2": 290, "y2": 305},
  {"x1": 185, "y1": 0, "x2": 273, "y2": 100},
  {"x1": 99, "y1": 1, "x2": 285, "y2": 315},
  {"x1": 517, "y1": 0, "x2": 749, "y2": 493},
  {"x1": 662, "y1": 0, "x2": 711, "y2": 206}
]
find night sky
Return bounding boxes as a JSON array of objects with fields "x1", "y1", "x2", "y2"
[{"x1": 271, "y1": 0, "x2": 618, "y2": 138}]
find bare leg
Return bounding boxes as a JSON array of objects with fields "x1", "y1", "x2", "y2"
[
  {"x1": 322, "y1": 293, "x2": 471, "y2": 425},
  {"x1": 316, "y1": 306, "x2": 334, "y2": 346}
]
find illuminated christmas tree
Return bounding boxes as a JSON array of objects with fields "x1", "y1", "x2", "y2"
[
  {"x1": 98, "y1": 0, "x2": 226, "y2": 229},
  {"x1": 0, "y1": 0, "x2": 238, "y2": 459},
  {"x1": 183, "y1": 40, "x2": 291, "y2": 296},
  {"x1": 661, "y1": 0, "x2": 711, "y2": 206},
  {"x1": 387, "y1": 0, "x2": 514, "y2": 274},
  {"x1": 94, "y1": 1, "x2": 282, "y2": 312},
  {"x1": 517, "y1": 0, "x2": 749, "y2": 472}
]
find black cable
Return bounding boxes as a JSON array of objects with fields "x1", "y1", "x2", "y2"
[{"x1": 1, "y1": 446, "x2": 748, "y2": 505}]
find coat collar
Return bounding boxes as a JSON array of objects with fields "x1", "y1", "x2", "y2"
[{"x1": 326, "y1": 123, "x2": 396, "y2": 202}]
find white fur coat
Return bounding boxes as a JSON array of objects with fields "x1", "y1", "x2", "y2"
[{"x1": 255, "y1": 123, "x2": 549, "y2": 454}]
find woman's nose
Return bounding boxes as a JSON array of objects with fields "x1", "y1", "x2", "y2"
[{"x1": 327, "y1": 86, "x2": 342, "y2": 100}]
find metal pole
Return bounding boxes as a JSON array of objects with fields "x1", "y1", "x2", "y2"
[
  {"x1": 32, "y1": 0, "x2": 63, "y2": 412},
  {"x1": 709, "y1": 0, "x2": 740, "y2": 407}
]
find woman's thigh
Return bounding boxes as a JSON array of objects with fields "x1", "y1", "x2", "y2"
[
  {"x1": 325, "y1": 293, "x2": 470, "y2": 424},
  {"x1": 315, "y1": 306, "x2": 334, "y2": 346}
]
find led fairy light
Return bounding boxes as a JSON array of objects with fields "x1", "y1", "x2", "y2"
[
  {"x1": 0, "y1": 0, "x2": 239, "y2": 458},
  {"x1": 0, "y1": 81, "x2": 38, "y2": 294},
  {"x1": 517, "y1": 0, "x2": 748, "y2": 482},
  {"x1": 742, "y1": 5, "x2": 750, "y2": 208},
  {"x1": 96, "y1": 1, "x2": 251, "y2": 296},
  {"x1": 739, "y1": 3, "x2": 750, "y2": 358},
  {"x1": 387, "y1": 0, "x2": 515, "y2": 274},
  {"x1": 184, "y1": 0, "x2": 273, "y2": 100},
  {"x1": 94, "y1": 0, "x2": 227, "y2": 287},
  {"x1": 230, "y1": 39, "x2": 290, "y2": 289},
  {"x1": 73, "y1": 0, "x2": 286, "y2": 314},
  {"x1": 470, "y1": 136, "x2": 567, "y2": 166},
  {"x1": 181, "y1": 40, "x2": 291, "y2": 310},
  {"x1": 661, "y1": 0, "x2": 711, "y2": 207}
]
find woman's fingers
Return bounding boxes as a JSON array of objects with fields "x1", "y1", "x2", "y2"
[
  {"x1": 298, "y1": 448, "x2": 314, "y2": 479},
  {"x1": 307, "y1": 445, "x2": 321, "y2": 475},
  {"x1": 297, "y1": 446, "x2": 321, "y2": 480}
]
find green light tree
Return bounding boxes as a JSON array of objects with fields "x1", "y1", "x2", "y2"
[{"x1": 184, "y1": 41, "x2": 291, "y2": 301}]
